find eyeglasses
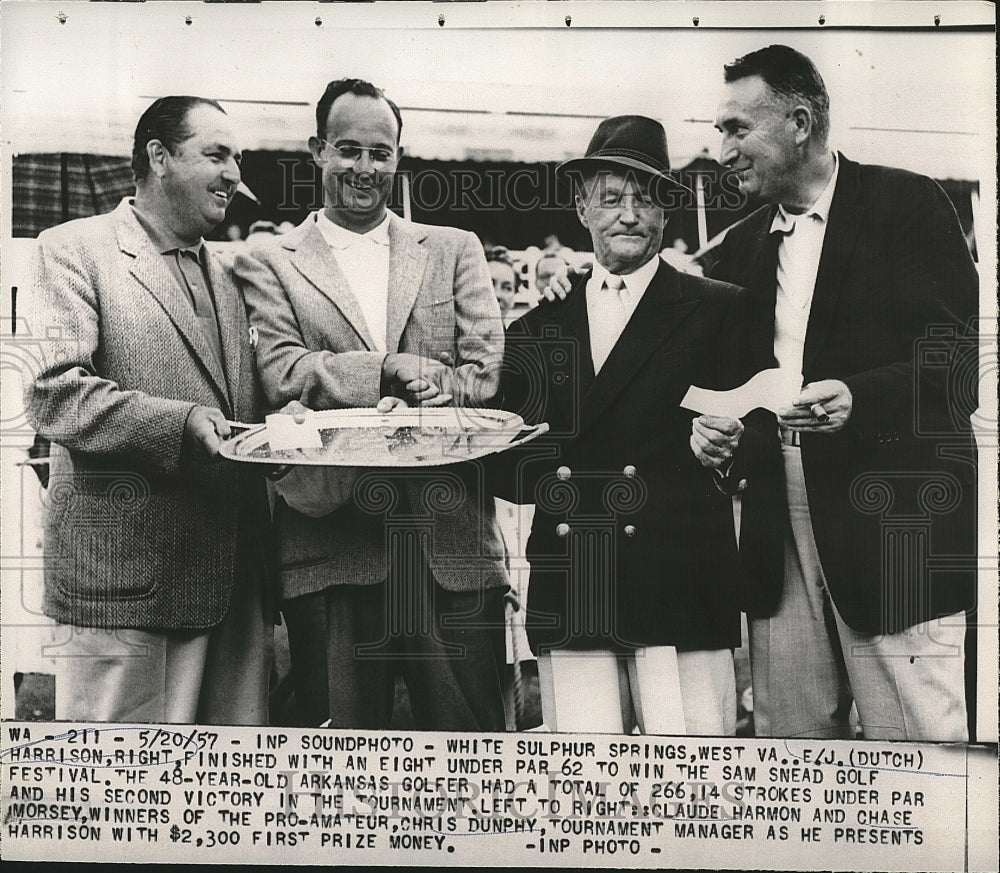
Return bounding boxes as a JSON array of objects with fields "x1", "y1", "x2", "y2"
[{"x1": 318, "y1": 140, "x2": 396, "y2": 168}]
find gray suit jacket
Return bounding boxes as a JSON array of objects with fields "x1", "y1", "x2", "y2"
[
  {"x1": 25, "y1": 199, "x2": 270, "y2": 630},
  {"x1": 235, "y1": 213, "x2": 507, "y2": 598}
]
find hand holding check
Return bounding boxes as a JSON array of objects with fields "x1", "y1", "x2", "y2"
[
  {"x1": 778, "y1": 379, "x2": 853, "y2": 433},
  {"x1": 680, "y1": 370, "x2": 851, "y2": 436},
  {"x1": 690, "y1": 415, "x2": 745, "y2": 470}
]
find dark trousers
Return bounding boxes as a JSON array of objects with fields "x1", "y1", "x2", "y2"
[{"x1": 283, "y1": 572, "x2": 507, "y2": 731}]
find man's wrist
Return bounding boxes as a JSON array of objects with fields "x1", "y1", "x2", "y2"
[
  {"x1": 380, "y1": 354, "x2": 396, "y2": 397},
  {"x1": 380, "y1": 353, "x2": 395, "y2": 380},
  {"x1": 179, "y1": 404, "x2": 201, "y2": 459}
]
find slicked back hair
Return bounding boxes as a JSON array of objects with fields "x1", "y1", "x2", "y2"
[{"x1": 132, "y1": 96, "x2": 226, "y2": 182}]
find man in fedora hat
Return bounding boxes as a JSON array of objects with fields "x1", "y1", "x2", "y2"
[{"x1": 493, "y1": 115, "x2": 784, "y2": 734}]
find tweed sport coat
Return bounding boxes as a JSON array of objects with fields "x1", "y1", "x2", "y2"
[
  {"x1": 492, "y1": 261, "x2": 786, "y2": 653},
  {"x1": 712, "y1": 155, "x2": 979, "y2": 635},
  {"x1": 25, "y1": 199, "x2": 271, "y2": 630},
  {"x1": 234, "y1": 213, "x2": 508, "y2": 598}
]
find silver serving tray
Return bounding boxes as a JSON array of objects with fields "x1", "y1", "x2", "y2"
[{"x1": 219, "y1": 407, "x2": 549, "y2": 467}]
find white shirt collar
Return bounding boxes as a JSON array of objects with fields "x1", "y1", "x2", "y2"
[
  {"x1": 771, "y1": 152, "x2": 840, "y2": 234},
  {"x1": 590, "y1": 254, "x2": 660, "y2": 298},
  {"x1": 314, "y1": 210, "x2": 392, "y2": 250}
]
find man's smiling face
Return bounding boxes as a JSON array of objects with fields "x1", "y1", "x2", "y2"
[
  {"x1": 715, "y1": 74, "x2": 800, "y2": 205},
  {"x1": 310, "y1": 93, "x2": 401, "y2": 234},
  {"x1": 159, "y1": 104, "x2": 242, "y2": 240}
]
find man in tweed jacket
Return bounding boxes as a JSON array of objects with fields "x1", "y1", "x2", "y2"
[
  {"x1": 235, "y1": 78, "x2": 507, "y2": 730},
  {"x1": 25, "y1": 97, "x2": 273, "y2": 724}
]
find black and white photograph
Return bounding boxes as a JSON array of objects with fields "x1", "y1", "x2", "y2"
[{"x1": 1, "y1": 1, "x2": 996, "y2": 868}]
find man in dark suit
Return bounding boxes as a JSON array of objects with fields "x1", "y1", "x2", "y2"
[
  {"x1": 495, "y1": 115, "x2": 783, "y2": 735},
  {"x1": 235, "y1": 79, "x2": 508, "y2": 731},
  {"x1": 711, "y1": 45, "x2": 979, "y2": 741},
  {"x1": 25, "y1": 97, "x2": 272, "y2": 724}
]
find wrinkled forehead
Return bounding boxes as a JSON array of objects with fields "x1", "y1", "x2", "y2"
[
  {"x1": 182, "y1": 104, "x2": 239, "y2": 148},
  {"x1": 715, "y1": 75, "x2": 782, "y2": 126},
  {"x1": 577, "y1": 168, "x2": 655, "y2": 198}
]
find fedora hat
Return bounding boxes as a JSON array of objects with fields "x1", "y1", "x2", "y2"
[{"x1": 558, "y1": 114, "x2": 693, "y2": 197}]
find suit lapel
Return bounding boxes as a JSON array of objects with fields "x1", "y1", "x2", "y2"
[
  {"x1": 287, "y1": 219, "x2": 376, "y2": 349},
  {"x1": 538, "y1": 275, "x2": 595, "y2": 429},
  {"x1": 385, "y1": 218, "x2": 429, "y2": 353},
  {"x1": 747, "y1": 208, "x2": 781, "y2": 309},
  {"x1": 744, "y1": 212, "x2": 782, "y2": 362},
  {"x1": 206, "y1": 252, "x2": 242, "y2": 412},
  {"x1": 114, "y1": 202, "x2": 231, "y2": 410},
  {"x1": 580, "y1": 261, "x2": 699, "y2": 433},
  {"x1": 803, "y1": 155, "x2": 863, "y2": 374},
  {"x1": 566, "y1": 275, "x2": 596, "y2": 395}
]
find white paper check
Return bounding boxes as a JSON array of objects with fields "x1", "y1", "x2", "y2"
[
  {"x1": 681, "y1": 368, "x2": 803, "y2": 419},
  {"x1": 265, "y1": 412, "x2": 323, "y2": 451}
]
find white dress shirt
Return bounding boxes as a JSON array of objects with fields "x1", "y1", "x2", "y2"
[
  {"x1": 587, "y1": 255, "x2": 660, "y2": 374},
  {"x1": 315, "y1": 211, "x2": 392, "y2": 352},
  {"x1": 771, "y1": 154, "x2": 840, "y2": 376}
]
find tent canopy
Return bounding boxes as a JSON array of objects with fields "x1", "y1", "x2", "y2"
[{"x1": 4, "y1": 8, "x2": 992, "y2": 182}]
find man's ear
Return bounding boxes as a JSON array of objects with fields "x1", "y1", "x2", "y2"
[
  {"x1": 574, "y1": 194, "x2": 590, "y2": 230},
  {"x1": 307, "y1": 136, "x2": 326, "y2": 163},
  {"x1": 146, "y1": 140, "x2": 169, "y2": 179},
  {"x1": 789, "y1": 105, "x2": 813, "y2": 145}
]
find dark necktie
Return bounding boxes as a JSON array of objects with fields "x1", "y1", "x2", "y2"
[{"x1": 174, "y1": 248, "x2": 225, "y2": 372}]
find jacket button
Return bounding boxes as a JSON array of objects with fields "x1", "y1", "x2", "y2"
[
  {"x1": 556, "y1": 522, "x2": 571, "y2": 537},
  {"x1": 623, "y1": 465, "x2": 637, "y2": 478},
  {"x1": 556, "y1": 465, "x2": 572, "y2": 481},
  {"x1": 624, "y1": 524, "x2": 637, "y2": 537}
]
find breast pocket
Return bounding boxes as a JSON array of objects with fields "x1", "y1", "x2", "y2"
[{"x1": 409, "y1": 298, "x2": 456, "y2": 352}]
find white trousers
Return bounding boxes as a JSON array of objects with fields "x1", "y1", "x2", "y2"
[{"x1": 538, "y1": 647, "x2": 736, "y2": 735}]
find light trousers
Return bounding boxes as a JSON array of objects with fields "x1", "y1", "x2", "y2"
[
  {"x1": 538, "y1": 646, "x2": 736, "y2": 735},
  {"x1": 51, "y1": 577, "x2": 272, "y2": 725},
  {"x1": 749, "y1": 446, "x2": 967, "y2": 741}
]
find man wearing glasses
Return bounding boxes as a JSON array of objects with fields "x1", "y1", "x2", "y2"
[{"x1": 235, "y1": 79, "x2": 508, "y2": 730}]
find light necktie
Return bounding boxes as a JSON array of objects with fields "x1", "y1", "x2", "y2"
[{"x1": 591, "y1": 274, "x2": 628, "y2": 374}]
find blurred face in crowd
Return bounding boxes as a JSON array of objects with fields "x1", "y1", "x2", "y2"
[
  {"x1": 715, "y1": 74, "x2": 801, "y2": 205},
  {"x1": 152, "y1": 105, "x2": 242, "y2": 242},
  {"x1": 535, "y1": 255, "x2": 568, "y2": 294},
  {"x1": 575, "y1": 170, "x2": 665, "y2": 275},
  {"x1": 309, "y1": 93, "x2": 402, "y2": 234},
  {"x1": 488, "y1": 260, "x2": 517, "y2": 315}
]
